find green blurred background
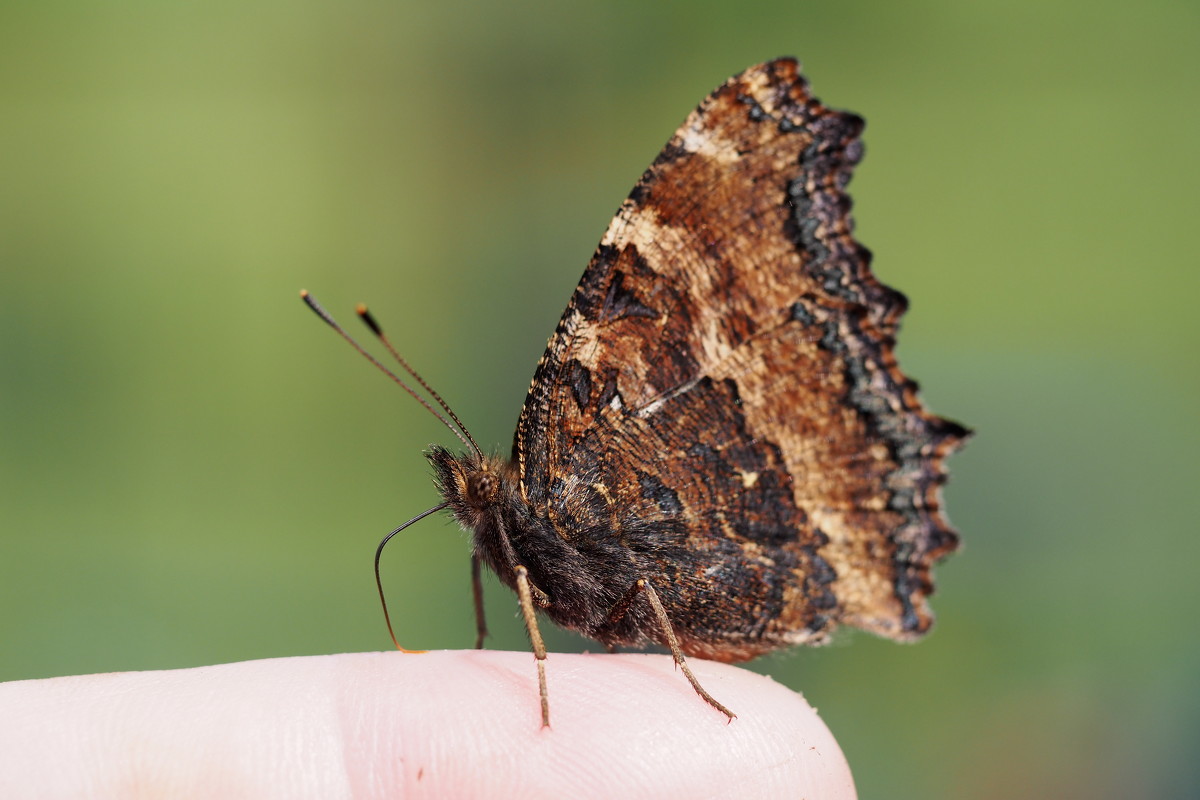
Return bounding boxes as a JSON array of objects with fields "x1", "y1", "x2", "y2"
[{"x1": 2, "y1": 1, "x2": 1196, "y2": 796}]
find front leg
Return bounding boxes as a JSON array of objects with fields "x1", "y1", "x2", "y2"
[
  {"x1": 513, "y1": 565, "x2": 551, "y2": 728},
  {"x1": 602, "y1": 577, "x2": 736, "y2": 722},
  {"x1": 470, "y1": 555, "x2": 488, "y2": 649}
]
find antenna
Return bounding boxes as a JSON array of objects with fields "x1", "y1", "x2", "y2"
[
  {"x1": 300, "y1": 290, "x2": 480, "y2": 457},
  {"x1": 355, "y1": 302, "x2": 482, "y2": 458}
]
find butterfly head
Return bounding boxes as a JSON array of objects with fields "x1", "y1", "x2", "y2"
[
  {"x1": 426, "y1": 445, "x2": 537, "y2": 587},
  {"x1": 427, "y1": 445, "x2": 515, "y2": 529}
]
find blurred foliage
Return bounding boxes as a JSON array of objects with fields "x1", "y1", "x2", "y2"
[{"x1": 2, "y1": 1, "x2": 1197, "y2": 797}]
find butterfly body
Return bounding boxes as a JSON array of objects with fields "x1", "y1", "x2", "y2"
[
  {"x1": 430, "y1": 59, "x2": 965, "y2": 691},
  {"x1": 431, "y1": 444, "x2": 817, "y2": 663},
  {"x1": 309, "y1": 57, "x2": 968, "y2": 726}
]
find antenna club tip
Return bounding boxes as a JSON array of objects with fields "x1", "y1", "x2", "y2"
[
  {"x1": 300, "y1": 289, "x2": 309, "y2": 298},
  {"x1": 358, "y1": 304, "x2": 384, "y2": 337}
]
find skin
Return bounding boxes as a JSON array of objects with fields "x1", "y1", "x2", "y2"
[{"x1": 0, "y1": 650, "x2": 856, "y2": 799}]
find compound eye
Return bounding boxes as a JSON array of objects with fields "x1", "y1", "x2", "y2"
[{"x1": 465, "y1": 470, "x2": 498, "y2": 509}]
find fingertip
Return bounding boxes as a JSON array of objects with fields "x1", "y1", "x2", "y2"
[
  {"x1": 0, "y1": 652, "x2": 856, "y2": 799},
  {"x1": 336, "y1": 650, "x2": 856, "y2": 798}
]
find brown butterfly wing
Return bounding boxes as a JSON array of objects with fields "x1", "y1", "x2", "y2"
[{"x1": 513, "y1": 58, "x2": 967, "y2": 658}]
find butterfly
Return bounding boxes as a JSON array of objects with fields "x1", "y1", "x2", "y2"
[{"x1": 304, "y1": 57, "x2": 968, "y2": 728}]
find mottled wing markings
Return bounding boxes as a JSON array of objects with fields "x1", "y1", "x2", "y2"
[{"x1": 514, "y1": 58, "x2": 966, "y2": 655}]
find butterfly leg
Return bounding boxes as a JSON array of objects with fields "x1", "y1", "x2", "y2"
[
  {"x1": 601, "y1": 579, "x2": 645, "y2": 631},
  {"x1": 470, "y1": 555, "x2": 488, "y2": 649},
  {"x1": 609, "y1": 578, "x2": 736, "y2": 722},
  {"x1": 513, "y1": 564, "x2": 551, "y2": 728}
]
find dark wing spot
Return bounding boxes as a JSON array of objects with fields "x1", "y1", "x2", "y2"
[
  {"x1": 595, "y1": 368, "x2": 621, "y2": 410},
  {"x1": 636, "y1": 469, "x2": 683, "y2": 517},
  {"x1": 601, "y1": 270, "x2": 659, "y2": 323},
  {"x1": 789, "y1": 299, "x2": 817, "y2": 326},
  {"x1": 563, "y1": 359, "x2": 592, "y2": 412}
]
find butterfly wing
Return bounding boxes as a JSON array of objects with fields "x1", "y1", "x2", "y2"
[{"x1": 514, "y1": 58, "x2": 967, "y2": 658}]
